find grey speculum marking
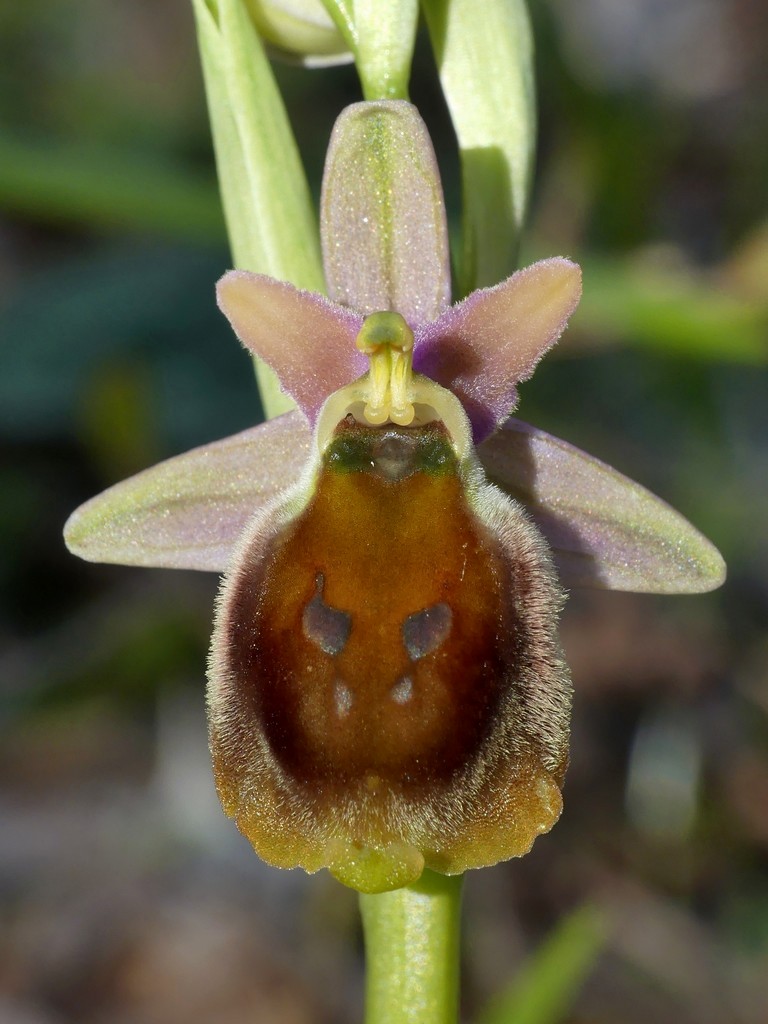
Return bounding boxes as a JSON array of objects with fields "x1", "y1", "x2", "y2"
[
  {"x1": 302, "y1": 573, "x2": 351, "y2": 656},
  {"x1": 371, "y1": 433, "x2": 421, "y2": 482},
  {"x1": 402, "y1": 603, "x2": 453, "y2": 660},
  {"x1": 334, "y1": 680, "x2": 353, "y2": 716},
  {"x1": 390, "y1": 675, "x2": 414, "y2": 704}
]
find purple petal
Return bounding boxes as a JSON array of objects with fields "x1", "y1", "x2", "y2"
[
  {"x1": 479, "y1": 419, "x2": 726, "y2": 593},
  {"x1": 414, "y1": 258, "x2": 582, "y2": 442},
  {"x1": 217, "y1": 272, "x2": 366, "y2": 422},
  {"x1": 321, "y1": 100, "x2": 451, "y2": 326},
  {"x1": 64, "y1": 412, "x2": 310, "y2": 571}
]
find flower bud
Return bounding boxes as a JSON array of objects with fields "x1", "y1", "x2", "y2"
[{"x1": 243, "y1": 0, "x2": 352, "y2": 66}]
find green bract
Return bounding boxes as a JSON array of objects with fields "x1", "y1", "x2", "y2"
[
  {"x1": 192, "y1": 0, "x2": 324, "y2": 417},
  {"x1": 422, "y1": 0, "x2": 536, "y2": 293}
]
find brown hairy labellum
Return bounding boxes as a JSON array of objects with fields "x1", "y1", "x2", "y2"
[{"x1": 208, "y1": 356, "x2": 571, "y2": 893}]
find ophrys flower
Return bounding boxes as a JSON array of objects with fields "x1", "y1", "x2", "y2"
[{"x1": 65, "y1": 101, "x2": 725, "y2": 893}]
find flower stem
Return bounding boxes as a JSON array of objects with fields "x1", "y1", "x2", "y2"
[{"x1": 359, "y1": 870, "x2": 463, "y2": 1024}]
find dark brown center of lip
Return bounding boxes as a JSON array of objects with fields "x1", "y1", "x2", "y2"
[{"x1": 228, "y1": 418, "x2": 520, "y2": 796}]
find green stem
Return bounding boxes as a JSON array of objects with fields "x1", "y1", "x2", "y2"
[{"x1": 359, "y1": 870, "x2": 463, "y2": 1024}]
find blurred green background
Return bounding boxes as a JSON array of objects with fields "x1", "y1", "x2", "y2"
[{"x1": 1, "y1": 2, "x2": 766, "y2": 1023}]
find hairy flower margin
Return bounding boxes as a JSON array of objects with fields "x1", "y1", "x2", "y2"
[{"x1": 65, "y1": 102, "x2": 725, "y2": 894}]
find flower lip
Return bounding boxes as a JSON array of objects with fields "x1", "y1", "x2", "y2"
[{"x1": 208, "y1": 406, "x2": 571, "y2": 892}]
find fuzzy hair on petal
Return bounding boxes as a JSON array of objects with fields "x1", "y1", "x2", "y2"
[
  {"x1": 414, "y1": 258, "x2": 582, "y2": 442},
  {"x1": 217, "y1": 271, "x2": 366, "y2": 423}
]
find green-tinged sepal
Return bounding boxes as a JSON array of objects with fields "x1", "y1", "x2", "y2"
[
  {"x1": 480, "y1": 420, "x2": 727, "y2": 594},
  {"x1": 422, "y1": 0, "x2": 536, "y2": 293},
  {"x1": 63, "y1": 412, "x2": 311, "y2": 572},
  {"x1": 321, "y1": 101, "x2": 451, "y2": 325}
]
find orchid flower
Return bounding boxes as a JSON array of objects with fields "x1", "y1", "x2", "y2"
[{"x1": 64, "y1": 101, "x2": 725, "y2": 894}]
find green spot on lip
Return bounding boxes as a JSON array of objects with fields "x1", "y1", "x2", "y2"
[{"x1": 325, "y1": 420, "x2": 457, "y2": 479}]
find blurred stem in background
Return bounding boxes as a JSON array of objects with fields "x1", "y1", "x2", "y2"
[{"x1": 478, "y1": 905, "x2": 608, "y2": 1024}]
